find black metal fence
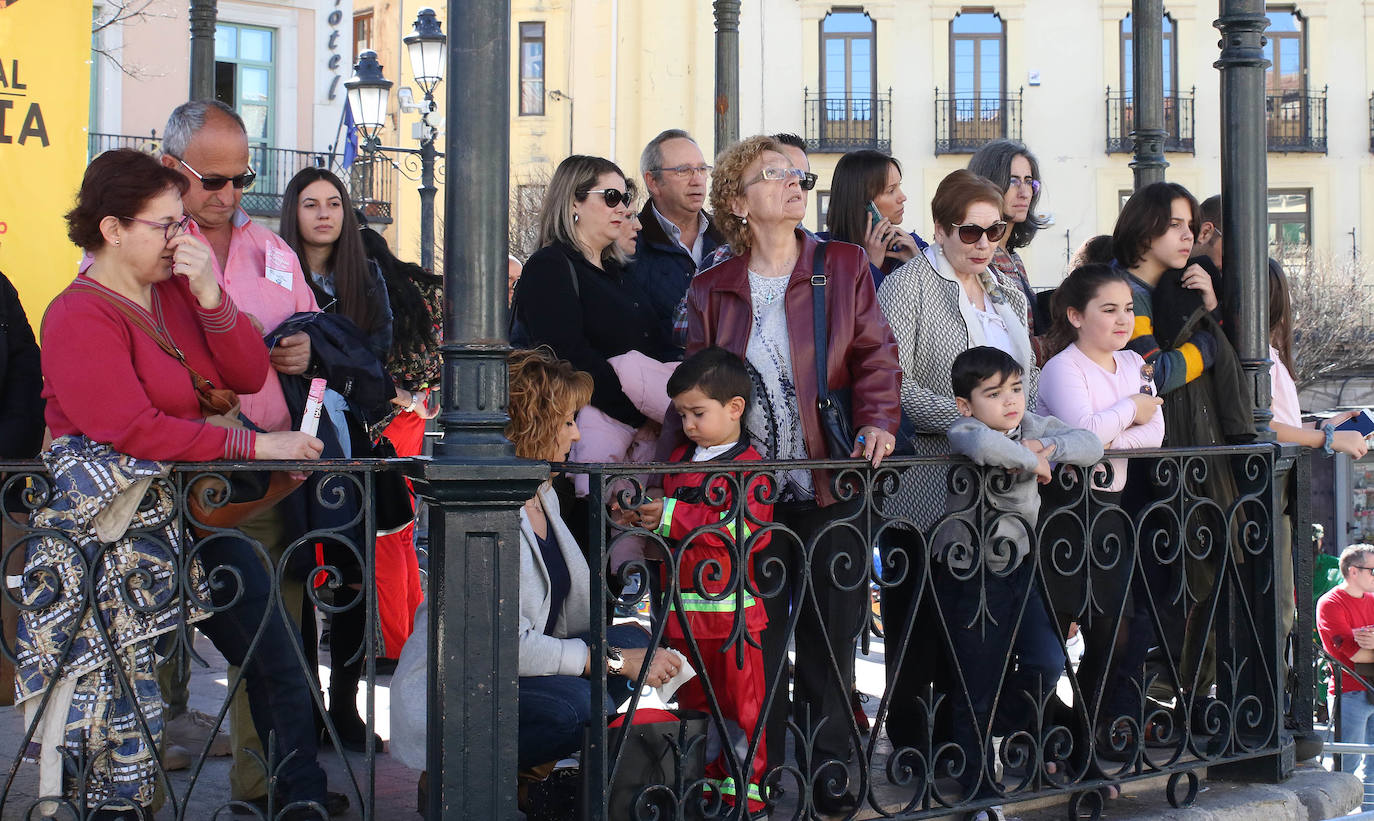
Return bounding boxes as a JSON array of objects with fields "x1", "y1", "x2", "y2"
[
  {"x1": 934, "y1": 89, "x2": 1023, "y2": 155},
  {"x1": 802, "y1": 90, "x2": 892, "y2": 154},
  {"x1": 1266, "y1": 88, "x2": 1327, "y2": 153},
  {"x1": 1105, "y1": 88, "x2": 1196, "y2": 155},
  {"x1": 0, "y1": 442, "x2": 1310, "y2": 820}
]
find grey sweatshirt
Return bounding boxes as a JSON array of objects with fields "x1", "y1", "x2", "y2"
[{"x1": 943, "y1": 411, "x2": 1104, "y2": 572}]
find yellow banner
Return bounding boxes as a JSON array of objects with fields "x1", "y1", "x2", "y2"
[{"x1": 0, "y1": 0, "x2": 91, "y2": 331}]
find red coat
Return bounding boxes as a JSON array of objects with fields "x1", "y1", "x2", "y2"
[{"x1": 658, "y1": 441, "x2": 773, "y2": 639}]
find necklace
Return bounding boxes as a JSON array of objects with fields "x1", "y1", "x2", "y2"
[{"x1": 749, "y1": 270, "x2": 789, "y2": 306}]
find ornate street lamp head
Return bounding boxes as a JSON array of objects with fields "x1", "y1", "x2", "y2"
[
  {"x1": 405, "y1": 7, "x2": 447, "y2": 100},
  {"x1": 346, "y1": 50, "x2": 393, "y2": 147}
]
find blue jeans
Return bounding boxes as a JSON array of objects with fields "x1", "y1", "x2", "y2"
[
  {"x1": 192, "y1": 535, "x2": 328, "y2": 804},
  {"x1": 517, "y1": 623, "x2": 652, "y2": 769},
  {"x1": 1337, "y1": 691, "x2": 1374, "y2": 809}
]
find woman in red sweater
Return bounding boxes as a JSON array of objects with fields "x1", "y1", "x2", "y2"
[{"x1": 36, "y1": 148, "x2": 341, "y2": 819}]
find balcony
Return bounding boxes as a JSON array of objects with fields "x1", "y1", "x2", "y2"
[
  {"x1": 934, "y1": 88, "x2": 1022, "y2": 154},
  {"x1": 1105, "y1": 87, "x2": 1196, "y2": 154},
  {"x1": 802, "y1": 89, "x2": 892, "y2": 154},
  {"x1": 1267, "y1": 87, "x2": 1327, "y2": 153},
  {"x1": 87, "y1": 131, "x2": 394, "y2": 222}
]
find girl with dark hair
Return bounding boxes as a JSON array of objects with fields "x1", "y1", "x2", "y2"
[
  {"x1": 968, "y1": 139, "x2": 1051, "y2": 349},
  {"x1": 821, "y1": 148, "x2": 926, "y2": 288},
  {"x1": 1036, "y1": 264, "x2": 1164, "y2": 790}
]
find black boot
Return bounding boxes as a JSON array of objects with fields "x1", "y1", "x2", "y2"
[{"x1": 324, "y1": 590, "x2": 383, "y2": 753}]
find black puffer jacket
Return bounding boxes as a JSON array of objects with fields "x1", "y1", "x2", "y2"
[{"x1": 0, "y1": 270, "x2": 43, "y2": 459}]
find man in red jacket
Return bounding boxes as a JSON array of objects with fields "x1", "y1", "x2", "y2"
[
  {"x1": 1318, "y1": 543, "x2": 1374, "y2": 810},
  {"x1": 627, "y1": 347, "x2": 773, "y2": 814}
]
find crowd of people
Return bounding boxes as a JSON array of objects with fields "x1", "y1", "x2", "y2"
[{"x1": 0, "y1": 106, "x2": 1360, "y2": 820}]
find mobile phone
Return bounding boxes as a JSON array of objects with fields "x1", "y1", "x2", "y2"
[
  {"x1": 1336, "y1": 409, "x2": 1374, "y2": 438},
  {"x1": 867, "y1": 200, "x2": 885, "y2": 229}
]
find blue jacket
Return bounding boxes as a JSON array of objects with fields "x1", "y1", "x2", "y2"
[{"x1": 627, "y1": 201, "x2": 725, "y2": 349}]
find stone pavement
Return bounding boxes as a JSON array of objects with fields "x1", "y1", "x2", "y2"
[{"x1": 0, "y1": 631, "x2": 424, "y2": 819}]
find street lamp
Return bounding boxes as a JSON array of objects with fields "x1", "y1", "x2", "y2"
[{"x1": 345, "y1": 9, "x2": 447, "y2": 271}]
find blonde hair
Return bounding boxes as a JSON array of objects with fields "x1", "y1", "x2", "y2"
[
  {"x1": 505, "y1": 347, "x2": 594, "y2": 461},
  {"x1": 708, "y1": 135, "x2": 788, "y2": 256},
  {"x1": 537, "y1": 154, "x2": 633, "y2": 267}
]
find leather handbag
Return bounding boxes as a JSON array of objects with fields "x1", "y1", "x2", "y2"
[{"x1": 810, "y1": 242, "x2": 856, "y2": 459}]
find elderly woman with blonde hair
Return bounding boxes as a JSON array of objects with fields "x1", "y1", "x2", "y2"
[{"x1": 662, "y1": 134, "x2": 901, "y2": 814}]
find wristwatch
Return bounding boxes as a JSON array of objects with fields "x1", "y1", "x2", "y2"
[
  {"x1": 605, "y1": 646, "x2": 625, "y2": 675},
  {"x1": 1323, "y1": 423, "x2": 1337, "y2": 455}
]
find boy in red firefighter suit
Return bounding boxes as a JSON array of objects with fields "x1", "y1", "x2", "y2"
[{"x1": 632, "y1": 347, "x2": 772, "y2": 814}]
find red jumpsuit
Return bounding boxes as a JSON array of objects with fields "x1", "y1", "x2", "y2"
[{"x1": 657, "y1": 441, "x2": 773, "y2": 812}]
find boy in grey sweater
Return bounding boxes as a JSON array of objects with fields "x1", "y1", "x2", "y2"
[{"x1": 937, "y1": 346, "x2": 1103, "y2": 798}]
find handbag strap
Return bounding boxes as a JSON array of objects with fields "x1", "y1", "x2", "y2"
[
  {"x1": 73, "y1": 278, "x2": 217, "y2": 389},
  {"x1": 810, "y1": 241, "x2": 832, "y2": 405}
]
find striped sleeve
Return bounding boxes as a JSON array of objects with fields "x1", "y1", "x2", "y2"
[
  {"x1": 197, "y1": 293, "x2": 241, "y2": 334},
  {"x1": 221, "y1": 426, "x2": 256, "y2": 460},
  {"x1": 1126, "y1": 283, "x2": 1216, "y2": 395}
]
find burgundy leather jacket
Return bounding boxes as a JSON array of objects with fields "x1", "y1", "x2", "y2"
[{"x1": 673, "y1": 231, "x2": 902, "y2": 507}]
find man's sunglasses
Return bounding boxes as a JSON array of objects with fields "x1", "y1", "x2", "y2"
[
  {"x1": 174, "y1": 156, "x2": 257, "y2": 191},
  {"x1": 578, "y1": 188, "x2": 631, "y2": 208},
  {"x1": 948, "y1": 221, "x2": 1008, "y2": 244}
]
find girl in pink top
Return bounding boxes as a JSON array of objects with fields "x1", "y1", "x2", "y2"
[{"x1": 1034, "y1": 264, "x2": 1166, "y2": 797}]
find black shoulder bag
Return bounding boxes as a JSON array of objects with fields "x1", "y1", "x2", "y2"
[{"x1": 811, "y1": 242, "x2": 857, "y2": 459}]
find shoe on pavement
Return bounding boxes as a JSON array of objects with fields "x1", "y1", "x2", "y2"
[
  {"x1": 160, "y1": 743, "x2": 192, "y2": 772},
  {"x1": 165, "y1": 708, "x2": 232, "y2": 757}
]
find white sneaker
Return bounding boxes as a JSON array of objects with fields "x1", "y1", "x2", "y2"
[{"x1": 165, "y1": 708, "x2": 232, "y2": 756}]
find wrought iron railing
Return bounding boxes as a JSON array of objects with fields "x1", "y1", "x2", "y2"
[
  {"x1": 85, "y1": 132, "x2": 395, "y2": 222},
  {"x1": 0, "y1": 458, "x2": 402, "y2": 820},
  {"x1": 802, "y1": 90, "x2": 892, "y2": 154},
  {"x1": 1266, "y1": 88, "x2": 1327, "y2": 153},
  {"x1": 573, "y1": 444, "x2": 1297, "y2": 819},
  {"x1": 934, "y1": 88, "x2": 1023, "y2": 155},
  {"x1": 1105, "y1": 88, "x2": 1196, "y2": 155}
]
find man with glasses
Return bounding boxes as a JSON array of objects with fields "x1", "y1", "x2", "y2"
[
  {"x1": 1318, "y1": 543, "x2": 1374, "y2": 809},
  {"x1": 154, "y1": 100, "x2": 346, "y2": 817},
  {"x1": 632, "y1": 129, "x2": 725, "y2": 352}
]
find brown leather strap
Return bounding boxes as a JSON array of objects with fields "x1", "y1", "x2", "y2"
[{"x1": 71, "y1": 278, "x2": 217, "y2": 389}]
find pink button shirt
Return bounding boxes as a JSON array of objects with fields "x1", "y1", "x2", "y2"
[
  {"x1": 1270, "y1": 345, "x2": 1302, "y2": 429},
  {"x1": 1036, "y1": 343, "x2": 1165, "y2": 492}
]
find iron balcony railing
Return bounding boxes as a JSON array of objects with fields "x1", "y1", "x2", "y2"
[
  {"x1": 86, "y1": 132, "x2": 395, "y2": 222},
  {"x1": 802, "y1": 89, "x2": 892, "y2": 154},
  {"x1": 934, "y1": 88, "x2": 1023, "y2": 155},
  {"x1": 1105, "y1": 87, "x2": 1196, "y2": 155},
  {"x1": 0, "y1": 442, "x2": 1309, "y2": 819},
  {"x1": 1266, "y1": 87, "x2": 1327, "y2": 153}
]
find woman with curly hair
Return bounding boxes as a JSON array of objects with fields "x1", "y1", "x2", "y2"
[{"x1": 668, "y1": 134, "x2": 901, "y2": 814}]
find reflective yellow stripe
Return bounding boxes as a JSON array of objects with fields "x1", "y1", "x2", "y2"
[
  {"x1": 711, "y1": 777, "x2": 763, "y2": 802},
  {"x1": 655, "y1": 497, "x2": 678, "y2": 536},
  {"x1": 676, "y1": 591, "x2": 758, "y2": 612}
]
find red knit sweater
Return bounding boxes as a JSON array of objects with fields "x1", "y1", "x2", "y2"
[{"x1": 41, "y1": 274, "x2": 270, "y2": 462}]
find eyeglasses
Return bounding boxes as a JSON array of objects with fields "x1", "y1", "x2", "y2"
[
  {"x1": 655, "y1": 164, "x2": 713, "y2": 179},
  {"x1": 1008, "y1": 177, "x2": 1041, "y2": 195},
  {"x1": 174, "y1": 156, "x2": 257, "y2": 191},
  {"x1": 948, "y1": 221, "x2": 1008, "y2": 244},
  {"x1": 119, "y1": 214, "x2": 191, "y2": 242},
  {"x1": 800, "y1": 172, "x2": 818, "y2": 191},
  {"x1": 1352, "y1": 566, "x2": 1374, "y2": 576},
  {"x1": 579, "y1": 188, "x2": 631, "y2": 208},
  {"x1": 745, "y1": 166, "x2": 807, "y2": 187}
]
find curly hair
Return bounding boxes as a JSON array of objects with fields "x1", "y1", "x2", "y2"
[
  {"x1": 506, "y1": 348, "x2": 594, "y2": 461},
  {"x1": 708, "y1": 135, "x2": 788, "y2": 256}
]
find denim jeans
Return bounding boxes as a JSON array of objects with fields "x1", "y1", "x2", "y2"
[
  {"x1": 192, "y1": 535, "x2": 328, "y2": 805},
  {"x1": 1337, "y1": 690, "x2": 1374, "y2": 809},
  {"x1": 517, "y1": 623, "x2": 652, "y2": 769}
]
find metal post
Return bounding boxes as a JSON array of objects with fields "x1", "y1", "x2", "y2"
[
  {"x1": 419, "y1": 100, "x2": 438, "y2": 273},
  {"x1": 188, "y1": 0, "x2": 217, "y2": 101},
  {"x1": 714, "y1": 0, "x2": 741, "y2": 153},
  {"x1": 412, "y1": 1, "x2": 546, "y2": 818},
  {"x1": 1130, "y1": 0, "x2": 1168, "y2": 187},
  {"x1": 1215, "y1": 0, "x2": 1273, "y2": 438}
]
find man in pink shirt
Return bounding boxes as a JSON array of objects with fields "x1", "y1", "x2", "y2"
[{"x1": 153, "y1": 100, "x2": 345, "y2": 816}]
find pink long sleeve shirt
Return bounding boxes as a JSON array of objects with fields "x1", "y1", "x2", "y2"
[{"x1": 1035, "y1": 343, "x2": 1165, "y2": 492}]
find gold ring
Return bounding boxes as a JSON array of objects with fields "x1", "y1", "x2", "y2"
[{"x1": 884, "y1": 442, "x2": 893, "y2": 450}]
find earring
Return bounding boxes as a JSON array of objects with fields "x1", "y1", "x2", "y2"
[
  {"x1": 740, "y1": 215, "x2": 748, "y2": 225},
  {"x1": 573, "y1": 213, "x2": 580, "y2": 223},
  {"x1": 114, "y1": 240, "x2": 120, "y2": 246}
]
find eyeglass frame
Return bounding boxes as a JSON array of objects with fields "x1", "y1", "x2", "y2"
[
  {"x1": 744, "y1": 166, "x2": 807, "y2": 188},
  {"x1": 173, "y1": 156, "x2": 258, "y2": 191},
  {"x1": 946, "y1": 221, "x2": 1009, "y2": 245},
  {"x1": 653, "y1": 164, "x2": 713, "y2": 180},
  {"x1": 1351, "y1": 565, "x2": 1374, "y2": 576},
  {"x1": 800, "y1": 172, "x2": 818, "y2": 191},
  {"x1": 1007, "y1": 177, "x2": 1041, "y2": 195},
  {"x1": 578, "y1": 188, "x2": 632, "y2": 209},
  {"x1": 118, "y1": 214, "x2": 191, "y2": 242}
]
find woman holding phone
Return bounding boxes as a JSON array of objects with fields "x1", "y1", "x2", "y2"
[{"x1": 820, "y1": 149, "x2": 927, "y2": 289}]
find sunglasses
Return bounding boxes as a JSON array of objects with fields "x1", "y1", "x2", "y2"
[
  {"x1": 175, "y1": 157, "x2": 257, "y2": 191},
  {"x1": 578, "y1": 188, "x2": 631, "y2": 208},
  {"x1": 948, "y1": 221, "x2": 1008, "y2": 244},
  {"x1": 800, "y1": 172, "x2": 818, "y2": 191}
]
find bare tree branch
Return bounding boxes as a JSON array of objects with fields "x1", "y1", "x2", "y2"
[
  {"x1": 92, "y1": 0, "x2": 175, "y2": 79},
  {"x1": 1288, "y1": 248, "x2": 1374, "y2": 389}
]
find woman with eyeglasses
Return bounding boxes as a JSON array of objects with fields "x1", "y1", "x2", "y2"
[
  {"x1": 968, "y1": 140, "x2": 1052, "y2": 358},
  {"x1": 26, "y1": 148, "x2": 336, "y2": 818},
  {"x1": 819, "y1": 148, "x2": 927, "y2": 290},
  {"x1": 668, "y1": 134, "x2": 901, "y2": 815},
  {"x1": 873, "y1": 169, "x2": 1038, "y2": 772}
]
